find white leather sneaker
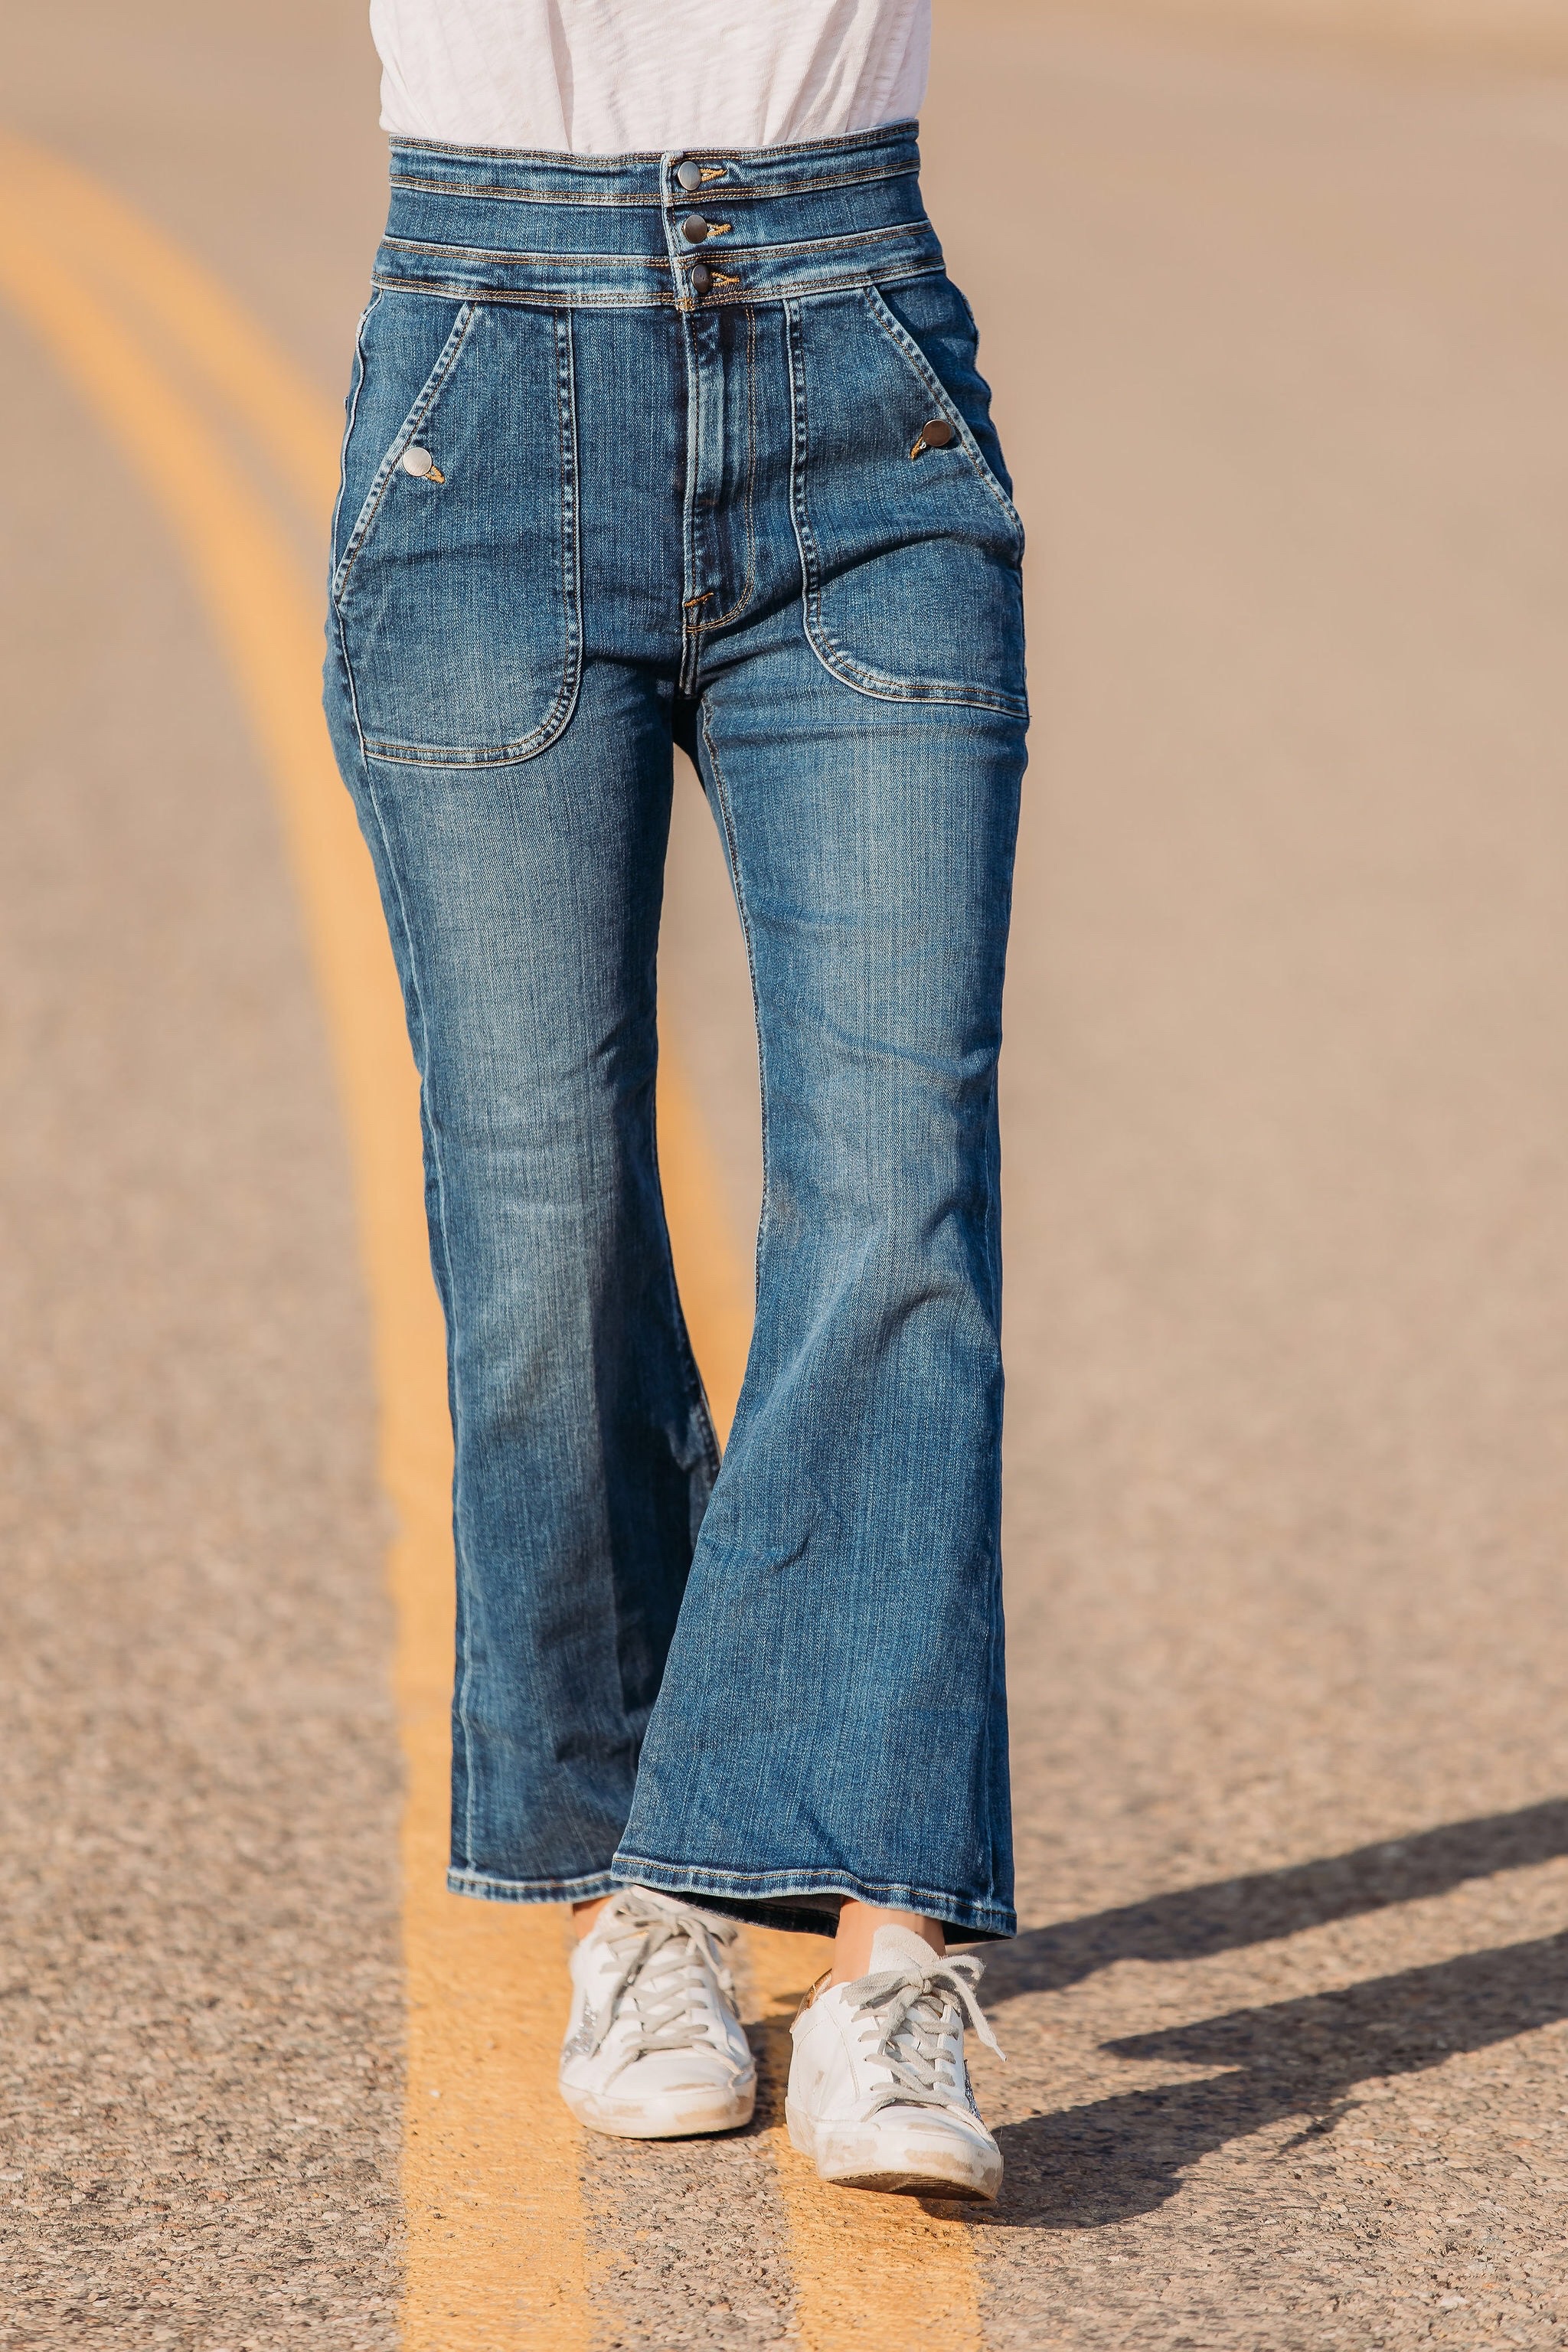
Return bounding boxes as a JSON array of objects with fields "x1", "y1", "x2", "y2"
[
  {"x1": 786, "y1": 1925, "x2": 1004, "y2": 2200},
  {"x1": 558, "y1": 1887, "x2": 756, "y2": 2138}
]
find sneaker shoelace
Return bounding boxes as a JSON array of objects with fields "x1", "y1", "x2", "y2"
[
  {"x1": 583, "y1": 1890, "x2": 741, "y2": 2079},
  {"x1": 844, "y1": 1952, "x2": 1004, "y2": 2119}
]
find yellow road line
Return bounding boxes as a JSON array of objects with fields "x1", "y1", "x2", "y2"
[
  {"x1": 0, "y1": 145, "x2": 590, "y2": 2350},
  {"x1": 743, "y1": 1926, "x2": 988, "y2": 2351},
  {"x1": 651, "y1": 1047, "x2": 751, "y2": 1439},
  {"x1": 0, "y1": 134, "x2": 341, "y2": 521},
  {"x1": 0, "y1": 139, "x2": 988, "y2": 2350}
]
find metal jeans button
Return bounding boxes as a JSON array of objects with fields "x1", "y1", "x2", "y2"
[
  {"x1": 401, "y1": 444, "x2": 436, "y2": 475},
  {"x1": 920, "y1": 417, "x2": 955, "y2": 448},
  {"x1": 681, "y1": 214, "x2": 711, "y2": 243},
  {"x1": 691, "y1": 264, "x2": 712, "y2": 293},
  {"x1": 675, "y1": 160, "x2": 704, "y2": 191}
]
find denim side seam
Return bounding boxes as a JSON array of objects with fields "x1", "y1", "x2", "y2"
[
  {"x1": 984, "y1": 776, "x2": 1024, "y2": 1920},
  {"x1": 982, "y1": 1078, "x2": 1008, "y2": 1920},
  {"x1": 327, "y1": 290, "x2": 381, "y2": 602}
]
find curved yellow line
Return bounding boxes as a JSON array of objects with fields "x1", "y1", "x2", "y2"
[
  {"x1": 0, "y1": 155, "x2": 592, "y2": 2352},
  {"x1": 0, "y1": 133, "x2": 341, "y2": 521},
  {"x1": 0, "y1": 127, "x2": 751, "y2": 1449},
  {"x1": 0, "y1": 134, "x2": 986, "y2": 2350}
]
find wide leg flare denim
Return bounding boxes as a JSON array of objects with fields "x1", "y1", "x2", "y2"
[{"x1": 324, "y1": 123, "x2": 1026, "y2": 1940}]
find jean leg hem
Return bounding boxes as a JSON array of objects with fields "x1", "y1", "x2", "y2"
[
  {"x1": 446, "y1": 1866, "x2": 619, "y2": 1905},
  {"x1": 611, "y1": 1853, "x2": 1015, "y2": 1942}
]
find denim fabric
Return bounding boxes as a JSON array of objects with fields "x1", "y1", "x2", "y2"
[{"x1": 324, "y1": 124, "x2": 1026, "y2": 1941}]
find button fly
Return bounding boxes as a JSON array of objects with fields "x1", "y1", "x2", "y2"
[
  {"x1": 681, "y1": 214, "x2": 711, "y2": 244},
  {"x1": 675, "y1": 160, "x2": 704, "y2": 191}
]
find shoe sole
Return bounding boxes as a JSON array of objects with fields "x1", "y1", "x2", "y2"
[
  {"x1": 561, "y1": 2076, "x2": 756, "y2": 2141},
  {"x1": 785, "y1": 2098, "x2": 1001, "y2": 2202}
]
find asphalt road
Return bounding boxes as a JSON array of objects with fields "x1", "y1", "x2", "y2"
[{"x1": 5, "y1": 4, "x2": 1568, "y2": 2346}]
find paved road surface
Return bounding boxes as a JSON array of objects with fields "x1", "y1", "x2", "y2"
[{"x1": 5, "y1": 4, "x2": 1568, "y2": 2345}]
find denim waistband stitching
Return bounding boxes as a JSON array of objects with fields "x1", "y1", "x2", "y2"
[
  {"x1": 371, "y1": 256, "x2": 945, "y2": 309},
  {"x1": 379, "y1": 218, "x2": 930, "y2": 270},
  {"x1": 383, "y1": 236, "x2": 673, "y2": 270},
  {"x1": 386, "y1": 160, "x2": 922, "y2": 207},
  {"x1": 387, "y1": 119, "x2": 916, "y2": 165}
]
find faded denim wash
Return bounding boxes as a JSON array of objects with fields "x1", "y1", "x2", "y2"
[{"x1": 324, "y1": 123, "x2": 1026, "y2": 1941}]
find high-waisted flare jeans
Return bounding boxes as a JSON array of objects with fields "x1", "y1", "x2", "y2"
[{"x1": 324, "y1": 123, "x2": 1026, "y2": 1942}]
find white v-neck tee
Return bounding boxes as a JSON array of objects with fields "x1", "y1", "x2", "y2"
[{"x1": 370, "y1": 0, "x2": 930, "y2": 155}]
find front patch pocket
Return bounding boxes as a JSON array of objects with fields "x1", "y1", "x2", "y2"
[
  {"x1": 333, "y1": 293, "x2": 580, "y2": 766},
  {"x1": 787, "y1": 278, "x2": 1027, "y2": 718}
]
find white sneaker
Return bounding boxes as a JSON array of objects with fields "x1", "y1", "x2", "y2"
[
  {"x1": 558, "y1": 1887, "x2": 756, "y2": 2138},
  {"x1": 786, "y1": 1926, "x2": 1004, "y2": 2200}
]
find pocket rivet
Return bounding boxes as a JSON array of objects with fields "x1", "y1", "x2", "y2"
[{"x1": 910, "y1": 416, "x2": 956, "y2": 459}]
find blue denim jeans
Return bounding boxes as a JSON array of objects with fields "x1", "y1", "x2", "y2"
[{"x1": 324, "y1": 124, "x2": 1025, "y2": 1942}]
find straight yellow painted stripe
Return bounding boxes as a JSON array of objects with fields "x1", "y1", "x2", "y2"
[
  {"x1": 0, "y1": 139, "x2": 987, "y2": 2350},
  {"x1": 743, "y1": 1926, "x2": 988, "y2": 2351},
  {"x1": 652, "y1": 1047, "x2": 751, "y2": 1439}
]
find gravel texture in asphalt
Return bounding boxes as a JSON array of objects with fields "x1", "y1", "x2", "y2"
[{"x1": 0, "y1": 299, "x2": 402, "y2": 2345}]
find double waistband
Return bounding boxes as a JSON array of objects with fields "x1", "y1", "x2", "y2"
[{"x1": 374, "y1": 122, "x2": 943, "y2": 312}]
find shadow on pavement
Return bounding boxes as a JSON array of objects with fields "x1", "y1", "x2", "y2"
[
  {"x1": 981, "y1": 1798, "x2": 1568, "y2": 2003},
  {"x1": 981, "y1": 1929, "x2": 1568, "y2": 2228}
]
